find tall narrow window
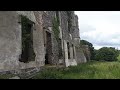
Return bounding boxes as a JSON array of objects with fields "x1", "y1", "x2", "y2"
[
  {"x1": 58, "y1": 38, "x2": 62, "y2": 59},
  {"x1": 55, "y1": 11, "x2": 60, "y2": 24},
  {"x1": 72, "y1": 44, "x2": 75, "y2": 59},
  {"x1": 19, "y1": 16, "x2": 35, "y2": 63},
  {"x1": 45, "y1": 31, "x2": 52, "y2": 65},
  {"x1": 67, "y1": 42, "x2": 70, "y2": 59},
  {"x1": 67, "y1": 11, "x2": 71, "y2": 32},
  {"x1": 68, "y1": 20, "x2": 70, "y2": 32}
]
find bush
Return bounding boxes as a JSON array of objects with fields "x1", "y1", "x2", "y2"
[{"x1": 95, "y1": 47, "x2": 119, "y2": 61}]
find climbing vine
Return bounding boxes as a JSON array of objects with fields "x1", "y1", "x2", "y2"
[
  {"x1": 21, "y1": 15, "x2": 33, "y2": 51},
  {"x1": 52, "y1": 13, "x2": 63, "y2": 58},
  {"x1": 52, "y1": 17, "x2": 60, "y2": 42}
]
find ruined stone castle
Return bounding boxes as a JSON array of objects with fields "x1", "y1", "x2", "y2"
[{"x1": 0, "y1": 11, "x2": 87, "y2": 72}]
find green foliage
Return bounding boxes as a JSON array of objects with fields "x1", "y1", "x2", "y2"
[
  {"x1": 32, "y1": 61, "x2": 120, "y2": 79},
  {"x1": 80, "y1": 40, "x2": 95, "y2": 60},
  {"x1": 52, "y1": 14, "x2": 63, "y2": 58},
  {"x1": 117, "y1": 54, "x2": 120, "y2": 62},
  {"x1": 52, "y1": 17, "x2": 60, "y2": 42},
  {"x1": 95, "y1": 47, "x2": 119, "y2": 61},
  {"x1": 55, "y1": 11, "x2": 60, "y2": 25},
  {"x1": 32, "y1": 68, "x2": 64, "y2": 79},
  {"x1": 20, "y1": 15, "x2": 35, "y2": 62},
  {"x1": 0, "y1": 74, "x2": 15, "y2": 79},
  {"x1": 21, "y1": 15, "x2": 32, "y2": 50},
  {"x1": 80, "y1": 40, "x2": 92, "y2": 47}
]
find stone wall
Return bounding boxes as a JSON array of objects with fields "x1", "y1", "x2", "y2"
[
  {"x1": 42, "y1": 11, "x2": 78, "y2": 66},
  {"x1": 60, "y1": 11, "x2": 78, "y2": 67},
  {"x1": 70, "y1": 12, "x2": 87, "y2": 64},
  {"x1": 61, "y1": 11, "x2": 71, "y2": 41},
  {"x1": 0, "y1": 11, "x2": 21, "y2": 71},
  {"x1": 0, "y1": 11, "x2": 45, "y2": 71},
  {"x1": 82, "y1": 45, "x2": 91, "y2": 61},
  {"x1": 42, "y1": 11, "x2": 59, "y2": 65},
  {"x1": 18, "y1": 11, "x2": 45, "y2": 69},
  {"x1": 0, "y1": 11, "x2": 87, "y2": 72},
  {"x1": 75, "y1": 46, "x2": 87, "y2": 63}
]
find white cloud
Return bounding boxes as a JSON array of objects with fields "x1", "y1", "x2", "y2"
[{"x1": 75, "y1": 11, "x2": 120, "y2": 50}]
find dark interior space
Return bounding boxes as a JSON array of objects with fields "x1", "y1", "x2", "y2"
[
  {"x1": 45, "y1": 31, "x2": 52, "y2": 65},
  {"x1": 19, "y1": 16, "x2": 36, "y2": 63}
]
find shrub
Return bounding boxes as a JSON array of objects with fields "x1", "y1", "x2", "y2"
[{"x1": 95, "y1": 47, "x2": 119, "y2": 61}]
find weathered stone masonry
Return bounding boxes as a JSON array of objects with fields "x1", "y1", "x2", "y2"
[{"x1": 0, "y1": 11, "x2": 86, "y2": 72}]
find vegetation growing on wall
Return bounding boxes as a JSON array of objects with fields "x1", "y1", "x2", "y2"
[
  {"x1": 52, "y1": 17, "x2": 60, "y2": 42},
  {"x1": 52, "y1": 13, "x2": 63, "y2": 58},
  {"x1": 55, "y1": 11, "x2": 60, "y2": 25},
  {"x1": 20, "y1": 15, "x2": 36, "y2": 63}
]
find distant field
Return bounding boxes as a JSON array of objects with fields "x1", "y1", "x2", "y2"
[{"x1": 32, "y1": 61, "x2": 120, "y2": 79}]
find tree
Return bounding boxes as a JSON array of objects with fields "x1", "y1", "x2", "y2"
[{"x1": 95, "y1": 47, "x2": 119, "y2": 61}]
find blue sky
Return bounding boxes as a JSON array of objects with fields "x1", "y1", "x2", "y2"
[{"x1": 75, "y1": 11, "x2": 120, "y2": 50}]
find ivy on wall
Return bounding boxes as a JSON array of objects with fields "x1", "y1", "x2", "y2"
[
  {"x1": 52, "y1": 17, "x2": 60, "y2": 42},
  {"x1": 52, "y1": 13, "x2": 63, "y2": 58},
  {"x1": 21, "y1": 15, "x2": 32, "y2": 50}
]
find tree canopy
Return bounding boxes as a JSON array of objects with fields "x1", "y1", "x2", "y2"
[{"x1": 94, "y1": 47, "x2": 119, "y2": 61}]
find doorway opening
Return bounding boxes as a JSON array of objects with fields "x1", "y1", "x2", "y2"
[
  {"x1": 45, "y1": 31, "x2": 52, "y2": 65},
  {"x1": 19, "y1": 16, "x2": 36, "y2": 63}
]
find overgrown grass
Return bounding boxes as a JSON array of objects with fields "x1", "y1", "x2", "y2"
[
  {"x1": 0, "y1": 74, "x2": 15, "y2": 79},
  {"x1": 32, "y1": 61, "x2": 120, "y2": 79}
]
